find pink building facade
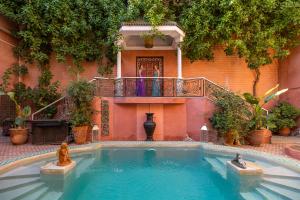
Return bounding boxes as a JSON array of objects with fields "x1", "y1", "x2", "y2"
[{"x1": 1, "y1": 16, "x2": 300, "y2": 141}]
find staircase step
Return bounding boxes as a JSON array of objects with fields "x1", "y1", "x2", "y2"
[
  {"x1": 0, "y1": 178, "x2": 40, "y2": 191},
  {"x1": 39, "y1": 190, "x2": 63, "y2": 200},
  {"x1": 263, "y1": 167, "x2": 300, "y2": 179},
  {"x1": 0, "y1": 182, "x2": 44, "y2": 200},
  {"x1": 256, "y1": 187, "x2": 288, "y2": 200},
  {"x1": 11, "y1": 184, "x2": 47, "y2": 200},
  {"x1": 263, "y1": 177, "x2": 300, "y2": 191},
  {"x1": 204, "y1": 157, "x2": 226, "y2": 178},
  {"x1": 215, "y1": 157, "x2": 228, "y2": 165},
  {"x1": 240, "y1": 191, "x2": 265, "y2": 200},
  {"x1": 260, "y1": 182, "x2": 300, "y2": 200}
]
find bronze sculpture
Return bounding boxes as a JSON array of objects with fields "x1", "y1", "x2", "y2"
[{"x1": 57, "y1": 142, "x2": 72, "y2": 166}]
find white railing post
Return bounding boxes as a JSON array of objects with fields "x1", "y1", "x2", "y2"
[
  {"x1": 177, "y1": 47, "x2": 182, "y2": 79},
  {"x1": 117, "y1": 51, "x2": 122, "y2": 79}
]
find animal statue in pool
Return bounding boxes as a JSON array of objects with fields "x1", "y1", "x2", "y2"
[
  {"x1": 57, "y1": 142, "x2": 72, "y2": 166},
  {"x1": 231, "y1": 153, "x2": 247, "y2": 169}
]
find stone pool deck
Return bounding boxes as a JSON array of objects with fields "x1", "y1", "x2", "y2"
[{"x1": 1, "y1": 135, "x2": 300, "y2": 163}]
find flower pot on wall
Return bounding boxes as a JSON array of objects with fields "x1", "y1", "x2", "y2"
[
  {"x1": 73, "y1": 126, "x2": 89, "y2": 144},
  {"x1": 144, "y1": 113, "x2": 156, "y2": 141},
  {"x1": 279, "y1": 127, "x2": 291, "y2": 136},
  {"x1": 247, "y1": 129, "x2": 272, "y2": 146},
  {"x1": 144, "y1": 38, "x2": 154, "y2": 48},
  {"x1": 9, "y1": 128, "x2": 29, "y2": 145}
]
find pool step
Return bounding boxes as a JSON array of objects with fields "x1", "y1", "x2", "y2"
[
  {"x1": 215, "y1": 157, "x2": 228, "y2": 165},
  {"x1": 262, "y1": 176, "x2": 300, "y2": 191},
  {"x1": 0, "y1": 182, "x2": 44, "y2": 200},
  {"x1": 260, "y1": 182, "x2": 300, "y2": 200},
  {"x1": 240, "y1": 190, "x2": 265, "y2": 200},
  {"x1": 0, "y1": 178, "x2": 41, "y2": 192},
  {"x1": 204, "y1": 157, "x2": 226, "y2": 178},
  {"x1": 256, "y1": 186, "x2": 290, "y2": 200},
  {"x1": 75, "y1": 157, "x2": 96, "y2": 178},
  {"x1": 263, "y1": 167, "x2": 300, "y2": 179},
  {"x1": 10, "y1": 184, "x2": 47, "y2": 200},
  {"x1": 39, "y1": 190, "x2": 63, "y2": 200}
]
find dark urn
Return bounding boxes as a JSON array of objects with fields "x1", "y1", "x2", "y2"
[{"x1": 143, "y1": 113, "x2": 156, "y2": 141}]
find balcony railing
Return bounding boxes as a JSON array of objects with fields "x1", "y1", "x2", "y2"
[
  {"x1": 93, "y1": 77, "x2": 225, "y2": 98},
  {"x1": 32, "y1": 77, "x2": 225, "y2": 120}
]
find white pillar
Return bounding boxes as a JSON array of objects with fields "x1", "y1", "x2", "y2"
[
  {"x1": 117, "y1": 51, "x2": 122, "y2": 78},
  {"x1": 177, "y1": 47, "x2": 182, "y2": 79}
]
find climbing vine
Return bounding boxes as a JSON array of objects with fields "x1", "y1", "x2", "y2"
[{"x1": 1, "y1": 0, "x2": 300, "y2": 94}]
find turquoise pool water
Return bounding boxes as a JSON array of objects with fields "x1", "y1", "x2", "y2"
[
  {"x1": 60, "y1": 148, "x2": 240, "y2": 200},
  {"x1": 1, "y1": 147, "x2": 300, "y2": 200}
]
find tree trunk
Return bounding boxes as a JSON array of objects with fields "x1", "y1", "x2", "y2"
[{"x1": 253, "y1": 68, "x2": 260, "y2": 96}]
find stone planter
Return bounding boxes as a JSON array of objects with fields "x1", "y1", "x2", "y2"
[
  {"x1": 279, "y1": 127, "x2": 291, "y2": 136},
  {"x1": 73, "y1": 126, "x2": 89, "y2": 144},
  {"x1": 9, "y1": 128, "x2": 29, "y2": 145},
  {"x1": 143, "y1": 113, "x2": 156, "y2": 141},
  {"x1": 247, "y1": 129, "x2": 272, "y2": 146}
]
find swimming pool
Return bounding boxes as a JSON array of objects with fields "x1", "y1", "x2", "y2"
[{"x1": 0, "y1": 145, "x2": 300, "y2": 200}]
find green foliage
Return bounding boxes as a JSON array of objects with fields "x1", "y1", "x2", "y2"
[
  {"x1": 11, "y1": 64, "x2": 28, "y2": 77},
  {"x1": 268, "y1": 102, "x2": 300, "y2": 132},
  {"x1": 0, "y1": 68, "x2": 12, "y2": 92},
  {"x1": 243, "y1": 85, "x2": 288, "y2": 130},
  {"x1": 210, "y1": 89, "x2": 251, "y2": 141},
  {"x1": 31, "y1": 69, "x2": 60, "y2": 118},
  {"x1": 5, "y1": 92, "x2": 31, "y2": 128},
  {"x1": 180, "y1": 0, "x2": 300, "y2": 68},
  {"x1": 67, "y1": 80, "x2": 95, "y2": 127},
  {"x1": 12, "y1": 82, "x2": 31, "y2": 106},
  {"x1": 0, "y1": 0, "x2": 299, "y2": 74}
]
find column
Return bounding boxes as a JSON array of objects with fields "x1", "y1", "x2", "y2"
[
  {"x1": 177, "y1": 47, "x2": 182, "y2": 78},
  {"x1": 117, "y1": 51, "x2": 121, "y2": 79}
]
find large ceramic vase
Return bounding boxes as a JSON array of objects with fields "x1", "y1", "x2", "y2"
[
  {"x1": 144, "y1": 113, "x2": 156, "y2": 141},
  {"x1": 247, "y1": 129, "x2": 272, "y2": 146},
  {"x1": 73, "y1": 126, "x2": 89, "y2": 144},
  {"x1": 9, "y1": 128, "x2": 29, "y2": 145},
  {"x1": 224, "y1": 131, "x2": 234, "y2": 146},
  {"x1": 279, "y1": 127, "x2": 291, "y2": 136}
]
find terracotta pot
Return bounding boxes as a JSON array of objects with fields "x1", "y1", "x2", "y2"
[
  {"x1": 247, "y1": 129, "x2": 272, "y2": 146},
  {"x1": 279, "y1": 127, "x2": 291, "y2": 136},
  {"x1": 9, "y1": 128, "x2": 29, "y2": 145},
  {"x1": 144, "y1": 38, "x2": 154, "y2": 48},
  {"x1": 73, "y1": 126, "x2": 89, "y2": 144},
  {"x1": 224, "y1": 131, "x2": 234, "y2": 146}
]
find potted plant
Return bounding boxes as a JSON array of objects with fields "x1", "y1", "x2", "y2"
[
  {"x1": 67, "y1": 80, "x2": 95, "y2": 144},
  {"x1": 5, "y1": 92, "x2": 31, "y2": 145},
  {"x1": 243, "y1": 85, "x2": 288, "y2": 146},
  {"x1": 142, "y1": 29, "x2": 164, "y2": 48},
  {"x1": 210, "y1": 90, "x2": 251, "y2": 146},
  {"x1": 268, "y1": 102, "x2": 300, "y2": 136}
]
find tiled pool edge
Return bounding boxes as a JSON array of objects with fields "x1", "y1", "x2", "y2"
[{"x1": 1, "y1": 141, "x2": 300, "y2": 175}]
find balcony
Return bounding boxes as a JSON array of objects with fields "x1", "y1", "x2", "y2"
[{"x1": 93, "y1": 77, "x2": 224, "y2": 98}]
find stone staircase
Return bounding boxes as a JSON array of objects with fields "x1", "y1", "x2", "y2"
[{"x1": 204, "y1": 156, "x2": 300, "y2": 200}]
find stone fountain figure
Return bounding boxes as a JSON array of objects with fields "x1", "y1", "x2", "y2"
[
  {"x1": 231, "y1": 153, "x2": 247, "y2": 169},
  {"x1": 57, "y1": 142, "x2": 72, "y2": 166}
]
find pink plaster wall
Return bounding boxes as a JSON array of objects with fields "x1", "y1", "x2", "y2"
[{"x1": 279, "y1": 45, "x2": 300, "y2": 108}]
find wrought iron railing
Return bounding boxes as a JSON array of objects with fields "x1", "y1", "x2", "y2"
[{"x1": 32, "y1": 77, "x2": 228, "y2": 120}]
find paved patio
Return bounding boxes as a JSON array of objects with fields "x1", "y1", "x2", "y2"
[{"x1": 0, "y1": 134, "x2": 300, "y2": 163}]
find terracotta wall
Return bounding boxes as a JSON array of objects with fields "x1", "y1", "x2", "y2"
[
  {"x1": 122, "y1": 50, "x2": 278, "y2": 97},
  {"x1": 279, "y1": 45, "x2": 300, "y2": 108},
  {"x1": 93, "y1": 97, "x2": 216, "y2": 141},
  {"x1": 0, "y1": 15, "x2": 19, "y2": 89}
]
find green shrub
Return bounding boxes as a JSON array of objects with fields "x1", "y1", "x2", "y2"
[
  {"x1": 210, "y1": 90, "x2": 251, "y2": 141},
  {"x1": 268, "y1": 102, "x2": 300, "y2": 132},
  {"x1": 67, "y1": 80, "x2": 95, "y2": 127}
]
